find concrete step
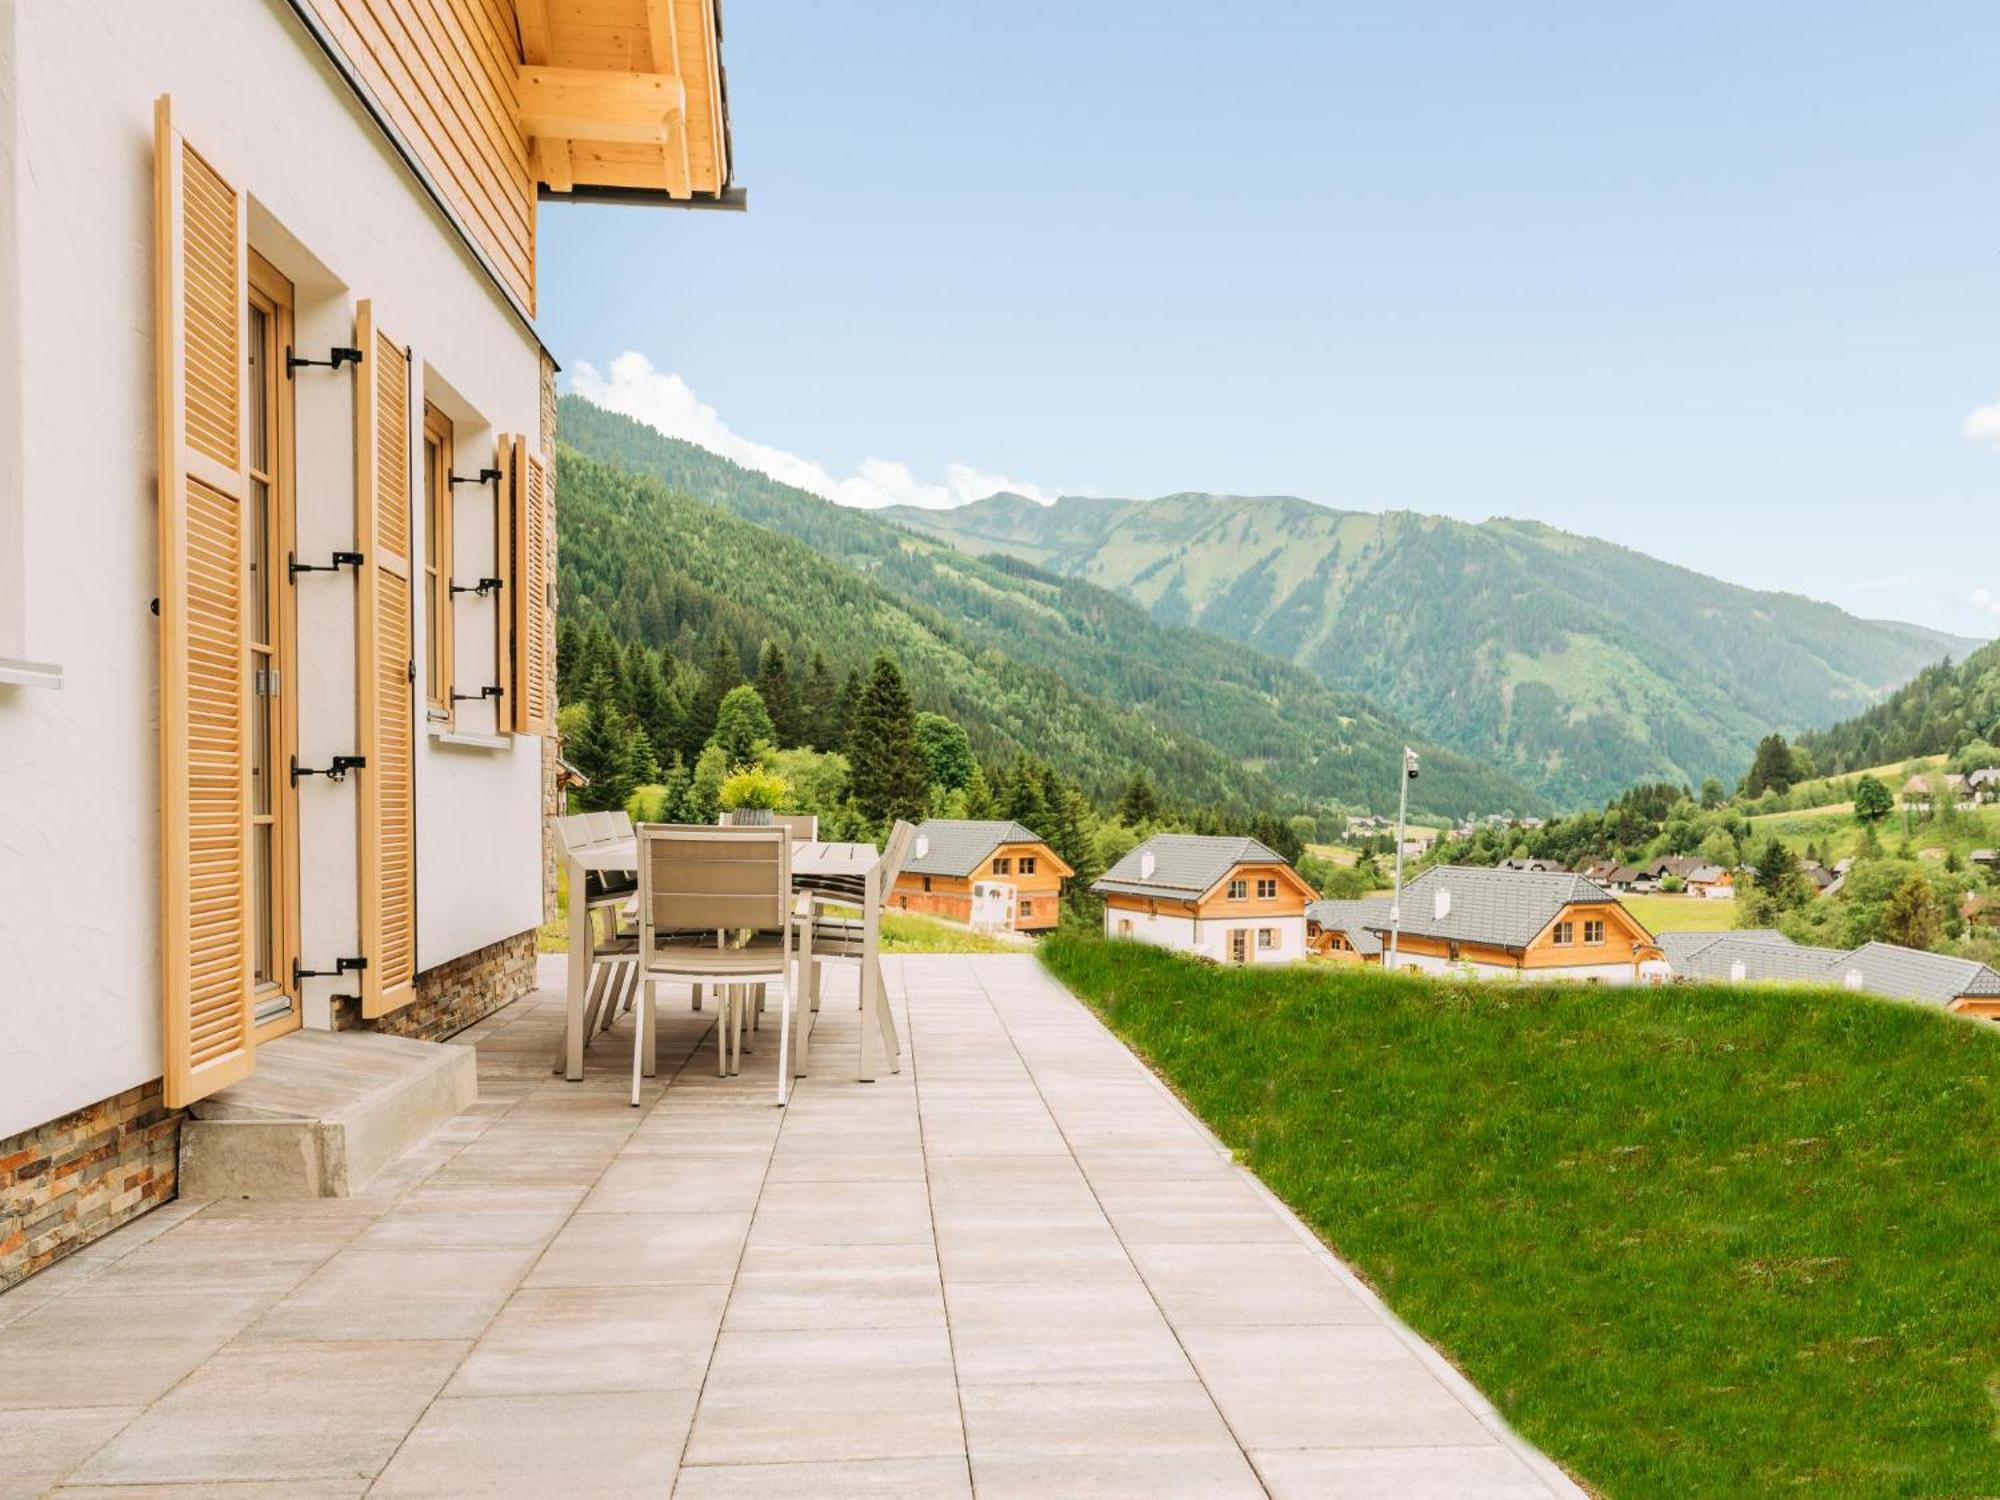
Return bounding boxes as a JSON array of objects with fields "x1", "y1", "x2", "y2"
[{"x1": 179, "y1": 1029, "x2": 476, "y2": 1198}]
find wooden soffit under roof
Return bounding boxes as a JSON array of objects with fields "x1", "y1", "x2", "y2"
[{"x1": 515, "y1": 0, "x2": 740, "y2": 208}]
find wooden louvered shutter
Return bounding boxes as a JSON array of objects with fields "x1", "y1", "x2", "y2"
[
  {"x1": 354, "y1": 301, "x2": 418, "y2": 1018},
  {"x1": 508, "y1": 435, "x2": 551, "y2": 734},
  {"x1": 154, "y1": 97, "x2": 256, "y2": 1108}
]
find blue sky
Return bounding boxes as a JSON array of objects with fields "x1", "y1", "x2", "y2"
[{"x1": 540, "y1": 2, "x2": 1997, "y2": 640}]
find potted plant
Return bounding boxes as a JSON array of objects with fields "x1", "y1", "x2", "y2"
[{"x1": 718, "y1": 768, "x2": 788, "y2": 825}]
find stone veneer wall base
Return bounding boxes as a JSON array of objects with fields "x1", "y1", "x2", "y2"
[{"x1": 0, "y1": 1083, "x2": 180, "y2": 1293}]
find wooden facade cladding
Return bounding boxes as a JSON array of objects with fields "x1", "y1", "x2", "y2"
[
  {"x1": 354, "y1": 303, "x2": 420, "y2": 1019},
  {"x1": 892, "y1": 842, "x2": 1070, "y2": 932},
  {"x1": 293, "y1": 0, "x2": 734, "y2": 316},
  {"x1": 306, "y1": 0, "x2": 537, "y2": 310},
  {"x1": 1190, "y1": 863, "x2": 1314, "y2": 921},
  {"x1": 154, "y1": 97, "x2": 258, "y2": 1108}
]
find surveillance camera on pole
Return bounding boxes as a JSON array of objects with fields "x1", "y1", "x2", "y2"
[{"x1": 1389, "y1": 748, "x2": 1418, "y2": 967}]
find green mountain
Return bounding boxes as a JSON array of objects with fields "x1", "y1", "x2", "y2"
[
  {"x1": 884, "y1": 492, "x2": 1978, "y2": 804},
  {"x1": 1797, "y1": 638, "x2": 2000, "y2": 772},
  {"x1": 555, "y1": 399, "x2": 1536, "y2": 818}
]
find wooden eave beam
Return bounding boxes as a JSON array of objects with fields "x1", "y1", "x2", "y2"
[
  {"x1": 518, "y1": 66, "x2": 685, "y2": 146},
  {"x1": 644, "y1": 0, "x2": 694, "y2": 198}
]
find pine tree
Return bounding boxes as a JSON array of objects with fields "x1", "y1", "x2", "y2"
[
  {"x1": 800, "y1": 649, "x2": 838, "y2": 749},
  {"x1": 1117, "y1": 771, "x2": 1160, "y2": 825},
  {"x1": 755, "y1": 641, "x2": 798, "y2": 747},
  {"x1": 556, "y1": 616, "x2": 585, "y2": 706},
  {"x1": 846, "y1": 653, "x2": 930, "y2": 827},
  {"x1": 569, "y1": 672, "x2": 638, "y2": 813},
  {"x1": 1881, "y1": 871, "x2": 1943, "y2": 950},
  {"x1": 960, "y1": 765, "x2": 996, "y2": 820},
  {"x1": 1001, "y1": 754, "x2": 1051, "y2": 836},
  {"x1": 1744, "y1": 733, "x2": 1797, "y2": 796},
  {"x1": 623, "y1": 641, "x2": 682, "y2": 756},
  {"x1": 683, "y1": 633, "x2": 740, "y2": 762},
  {"x1": 831, "y1": 668, "x2": 863, "y2": 752}
]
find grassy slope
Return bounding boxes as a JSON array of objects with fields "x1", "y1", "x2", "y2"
[
  {"x1": 1748, "y1": 805, "x2": 2000, "y2": 866},
  {"x1": 1620, "y1": 893, "x2": 1739, "y2": 934},
  {"x1": 1041, "y1": 935, "x2": 2000, "y2": 1498}
]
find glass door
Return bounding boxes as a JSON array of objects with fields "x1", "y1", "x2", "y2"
[{"x1": 247, "y1": 254, "x2": 299, "y2": 1036}]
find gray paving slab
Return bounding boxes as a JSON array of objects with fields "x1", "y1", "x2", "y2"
[{"x1": 0, "y1": 953, "x2": 1579, "y2": 1497}]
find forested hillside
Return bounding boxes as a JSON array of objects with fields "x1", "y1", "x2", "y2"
[
  {"x1": 889, "y1": 493, "x2": 1974, "y2": 805},
  {"x1": 555, "y1": 400, "x2": 1534, "y2": 817},
  {"x1": 1797, "y1": 639, "x2": 2000, "y2": 772}
]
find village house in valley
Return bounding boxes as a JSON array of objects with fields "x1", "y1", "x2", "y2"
[
  {"x1": 0, "y1": 0, "x2": 734, "y2": 1286},
  {"x1": 1660, "y1": 932, "x2": 2000, "y2": 1018},
  {"x1": 1374, "y1": 866, "x2": 1664, "y2": 983},
  {"x1": 1096, "y1": 834, "x2": 1315, "y2": 963},
  {"x1": 892, "y1": 819, "x2": 1072, "y2": 932},
  {"x1": 1305, "y1": 897, "x2": 1391, "y2": 962}
]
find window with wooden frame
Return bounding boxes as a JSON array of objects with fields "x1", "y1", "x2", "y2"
[
  {"x1": 1584, "y1": 918, "x2": 1606, "y2": 945},
  {"x1": 422, "y1": 403, "x2": 453, "y2": 719},
  {"x1": 1020, "y1": 899, "x2": 1035, "y2": 918},
  {"x1": 1228, "y1": 929, "x2": 1248, "y2": 963},
  {"x1": 1552, "y1": 920, "x2": 1574, "y2": 946},
  {"x1": 1257, "y1": 927, "x2": 1277, "y2": 950},
  {"x1": 1227, "y1": 878, "x2": 1248, "y2": 900},
  {"x1": 246, "y1": 253, "x2": 299, "y2": 1040},
  {"x1": 992, "y1": 857, "x2": 1011, "y2": 876},
  {"x1": 1018, "y1": 856, "x2": 1037, "y2": 875},
  {"x1": 1257, "y1": 877, "x2": 1278, "y2": 899}
]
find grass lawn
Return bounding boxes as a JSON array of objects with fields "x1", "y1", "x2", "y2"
[
  {"x1": 881, "y1": 910, "x2": 1023, "y2": 954},
  {"x1": 1620, "y1": 893, "x2": 1740, "y2": 934},
  {"x1": 1041, "y1": 934, "x2": 2000, "y2": 1498}
]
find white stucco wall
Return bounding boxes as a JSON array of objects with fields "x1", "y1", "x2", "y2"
[
  {"x1": 1383, "y1": 952, "x2": 1637, "y2": 985},
  {"x1": 0, "y1": 0, "x2": 545, "y2": 1138},
  {"x1": 1105, "y1": 907, "x2": 1306, "y2": 964}
]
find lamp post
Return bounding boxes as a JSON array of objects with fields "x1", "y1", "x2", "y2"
[{"x1": 1388, "y1": 747, "x2": 1418, "y2": 969}]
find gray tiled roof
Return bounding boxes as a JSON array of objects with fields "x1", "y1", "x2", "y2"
[
  {"x1": 1359, "y1": 866, "x2": 1631, "y2": 951},
  {"x1": 1305, "y1": 898, "x2": 1393, "y2": 957},
  {"x1": 903, "y1": 820, "x2": 1048, "y2": 878},
  {"x1": 1676, "y1": 937, "x2": 1854, "y2": 985},
  {"x1": 1656, "y1": 928, "x2": 1792, "y2": 973},
  {"x1": 1831, "y1": 943, "x2": 2000, "y2": 1008},
  {"x1": 1094, "y1": 835, "x2": 1289, "y2": 901}
]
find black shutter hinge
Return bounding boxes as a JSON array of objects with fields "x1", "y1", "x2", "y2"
[
  {"x1": 293, "y1": 955, "x2": 367, "y2": 985},
  {"x1": 285, "y1": 345, "x2": 363, "y2": 379},
  {"x1": 288, "y1": 550, "x2": 364, "y2": 581},
  {"x1": 452, "y1": 685, "x2": 504, "y2": 704},
  {"x1": 450, "y1": 468, "x2": 503, "y2": 489},
  {"x1": 450, "y1": 576, "x2": 504, "y2": 597},
  {"x1": 291, "y1": 753, "x2": 366, "y2": 785}
]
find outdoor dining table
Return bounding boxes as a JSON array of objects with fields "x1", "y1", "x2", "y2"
[{"x1": 559, "y1": 835, "x2": 884, "y2": 1082}]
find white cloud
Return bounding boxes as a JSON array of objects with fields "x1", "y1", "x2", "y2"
[
  {"x1": 1962, "y1": 401, "x2": 2000, "y2": 449},
  {"x1": 567, "y1": 351, "x2": 1054, "y2": 510},
  {"x1": 1972, "y1": 587, "x2": 2000, "y2": 620}
]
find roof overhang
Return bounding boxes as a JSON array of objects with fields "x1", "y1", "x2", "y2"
[{"x1": 516, "y1": 0, "x2": 738, "y2": 207}]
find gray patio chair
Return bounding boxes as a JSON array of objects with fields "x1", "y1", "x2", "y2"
[
  {"x1": 633, "y1": 824, "x2": 796, "y2": 1106},
  {"x1": 782, "y1": 819, "x2": 917, "y2": 1103}
]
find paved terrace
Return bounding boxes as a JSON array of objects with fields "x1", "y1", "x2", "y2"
[{"x1": 0, "y1": 955, "x2": 1579, "y2": 1498}]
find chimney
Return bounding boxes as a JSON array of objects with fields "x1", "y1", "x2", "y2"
[
  {"x1": 1139, "y1": 851, "x2": 1156, "y2": 880},
  {"x1": 1843, "y1": 970, "x2": 1864, "y2": 991},
  {"x1": 1729, "y1": 960, "x2": 1747, "y2": 983},
  {"x1": 1434, "y1": 888, "x2": 1452, "y2": 920}
]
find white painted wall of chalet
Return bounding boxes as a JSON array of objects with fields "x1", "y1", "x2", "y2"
[{"x1": 0, "y1": 0, "x2": 544, "y2": 1138}]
